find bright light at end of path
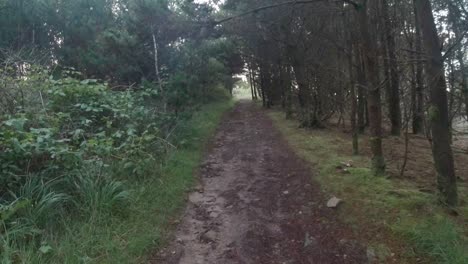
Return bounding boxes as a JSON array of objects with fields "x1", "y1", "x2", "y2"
[{"x1": 194, "y1": 0, "x2": 225, "y2": 6}]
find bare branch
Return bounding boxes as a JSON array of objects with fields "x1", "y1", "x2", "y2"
[{"x1": 215, "y1": 0, "x2": 360, "y2": 24}]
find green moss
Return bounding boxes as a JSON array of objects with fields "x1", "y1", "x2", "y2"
[{"x1": 428, "y1": 105, "x2": 440, "y2": 122}]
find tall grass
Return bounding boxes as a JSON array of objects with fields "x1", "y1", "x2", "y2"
[
  {"x1": 69, "y1": 163, "x2": 130, "y2": 217},
  {"x1": 399, "y1": 217, "x2": 467, "y2": 264}
]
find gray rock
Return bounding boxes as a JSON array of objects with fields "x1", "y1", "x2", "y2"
[
  {"x1": 367, "y1": 247, "x2": 376, "y2": 263},
  {"x1": 200, "y1": 230, "x2": 217, "y2": 243},
  {"x1": 326, "y1": 196, "x2": 342, "y2": 208},
  {"x1": 209, "y1": 211, "x2": 220, "y2": 218},
  {"x1": 304, "y1": 232, "x2": 317, "y2": 248}
]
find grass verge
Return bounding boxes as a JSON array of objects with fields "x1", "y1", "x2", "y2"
[
  {"x1": 268, "y1": 110, "x2": 468, "y2": 264},
  {"x1": 18, "y1": 100, "x2": 235, "y2": 264}
]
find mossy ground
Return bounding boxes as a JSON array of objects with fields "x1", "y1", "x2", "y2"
[{"x1": 269, "y1": 110, "x2": 468, "y2": 264}]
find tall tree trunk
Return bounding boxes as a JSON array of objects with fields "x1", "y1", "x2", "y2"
[
  {"x1": 260, "y1": 66, "x2": 268, "y2": 107},
  {"x1": 358, "y1": 0, "x2": 386, "y2": 175},
  {"x1": 382, "y1": 0, "x2": 402, "y2": 136},
  {"x1": 357, "y1": 49, "x2": 367, "y2": 133},
  {"x1": 290, "y1": 49, "x2": 313, "y2": 127},
  {"x1": 415, "y1": 0, "x2": 458, "y2": 206},
  {"x1": 350, "y1": 42, "x2": 359, "y2": 155},
  {"x1": 248, "y1": 66, "x2": 256, "y2": 100},
  {"x1": 252, "y1": 68, "x2": 259, "y2": 100},
  {"x1": 448, "y1": 60, "x2": 456, "y2": 144},
  {"x1": 282, "y1": 66, "x2": 293, "y2": 119},
  {"x1": 459, "y1": 55, "x2": 468, "y2": 119},
  {"x1": 152, "y1": 32, "x2": 163, "y2": 93},
  {"x1": 410, "y1": 56, "x2": 418, "y2": 133},
  {"x1": 413, "y1": 1, "x2": 424, "y2": 134},
  {"x1": 152, "y1": 31, "x2": 166, "y2": 112}
]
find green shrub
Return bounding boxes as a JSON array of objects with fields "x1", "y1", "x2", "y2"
[{"x1": 0, "y1": 64, "x2": 233, "y2": 263}]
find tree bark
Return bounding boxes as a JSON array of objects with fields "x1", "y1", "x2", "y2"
[
  {"x1": 350, "y1": 42, "x2": 359, "y2": 155},
  {"x1": 358, "y1": 0, "x2": 385, "y2": 175},
  {"x1": 415, "y1": 0, "x2": 458, "y2": 206},
  {"x1": 282, "y1": 66, "x2": 293, "y2": 119},
  {"x1": 152, "y1": 31, "x2": 167, "y2": 112},
  {"x1": 356, "y1": 48, "x2": 367, "y2": 133},
  {"x1": 248, "y1": 66, "x2": 256, "y2": 100},
  {"x1": 382, "y1": 0, "x2": 401, "y2": 136},
  {"x1": 259, "y1": 66, "x2": 268, "y2": 107},
  {"x1": 413, "y1": 1, "x2": 424, "y2": 134},
  {"x1": 152, "y1": 32, "x2": 163, "y2": 93},
  {"x1": 290, "y1": 48, "x2": 314, "y2": 127}
]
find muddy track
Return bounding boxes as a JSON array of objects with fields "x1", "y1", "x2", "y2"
[{"x1": 151, "y1": 101, "x2": 368, "y2": 264}]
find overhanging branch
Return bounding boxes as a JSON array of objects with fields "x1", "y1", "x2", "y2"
[{"x1": 215, "y1": 0, "x2": 360, "y2": 24}]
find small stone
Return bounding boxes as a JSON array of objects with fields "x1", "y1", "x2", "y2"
[
  {"x1": 209, "y1": 211, "x2": 220, "y2": 218},
  {"x1": 283, "y1": 190, "x2": 289, "y2": 195},
  {"x1": 200, "y1": 230, "x2": 217, "y2": 243},
  {"x1": 304, "y1": 232, "x2": 317, "y2": 248},
  {"x1": 367, "y1": 247, "x2": 377, "y2": 263},
  {"x1": 326, "y1": 196, "x2": 342, "y2": 208}
]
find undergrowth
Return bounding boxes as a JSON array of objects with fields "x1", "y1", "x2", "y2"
[
  {"x1": 38, "y1": 100, "x2": 234, "y2": 264},
  {"x1": 268, "y1": 110, "x2": 468, "y2": 264},
  {"x1": 0, "y1": 66, "x2": 234, "y2": 263}
]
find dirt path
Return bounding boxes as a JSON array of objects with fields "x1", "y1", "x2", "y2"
[{"x1": 152, "y1": 101, "x2": 368, "y2": 264}]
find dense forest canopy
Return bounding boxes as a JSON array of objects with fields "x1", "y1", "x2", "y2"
[
  {"x1": 0, "y1": 0, "x2": 243, "y2": 84},
  {"x1": 0, "y1": 0, "x2": 467, "y2": 262}
]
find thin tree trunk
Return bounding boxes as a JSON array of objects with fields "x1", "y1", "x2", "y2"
[
  {"x1": 283, "y1": 66, "x2": 293, "y2": 119},
  {"x1": 413, "y1": 1, "x2": 424, "y2": 134},
  {"x1": 358, "y1": 0, "x2": 385, "y2": 175},
  {"x1": 252, "y1": 68, "x2": 259, "y2": 100},
  {"x1": 260, "y1": 66, "x2": 267, "y2": 107},
  {"x1": 415, "y1": 0, "x2": 458, "y2": 206},
  {"x1": 152, "y1": 32, "x2": 163, "y2": 93},
  {"x1": 350, "y1": 43, "x2": 359, "y2": 155},
  {"x1": 152, "y1": 32, "x2": 166, "y2": 111},
  {"x1": 357, "y1": 49, "x2": 367, "y2": 133},
  {"x1": 248, "y1": 66, "x2": 255, "y2": 100},
  {"x1": 459, "y1": 54, "x2": 468, "y2": 119},
  {"x1": 291, "y1": 50, "x2": 313, "y2": 127},
  {"x1": 382, "y1": 0, "x2": 402, "y2": 136}
]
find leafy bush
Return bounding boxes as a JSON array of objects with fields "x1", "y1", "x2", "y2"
[{"x1": 0, "y1": 64, "x2": 232, "y2": 262}]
